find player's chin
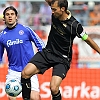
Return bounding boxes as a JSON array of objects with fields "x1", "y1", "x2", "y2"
[
  {"x1": 53, "y1": 14, "x2": 59, "y2": 18},
  {"x1": 8, "y1": 23, "x2": 14, "y2": 25},
  {"x1": 54, "y1": 15, "x2": 58, "y2": 18}
]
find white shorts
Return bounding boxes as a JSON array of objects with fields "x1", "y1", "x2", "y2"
[{"x1": 6, "y1": 69, "x2": 40, "y2": 92}]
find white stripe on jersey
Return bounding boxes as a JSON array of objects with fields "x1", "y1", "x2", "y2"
[
  {"x1": 80, "y1": 29, "x2": 86, "y2": 37},
  {"x1": 25, "y1": 26, "x2": 45, "y2": 48}
]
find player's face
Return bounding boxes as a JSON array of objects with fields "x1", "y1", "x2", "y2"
[
  {"x1": 51, "y1": 1, "x2": 63, "y2": 19},
  {"x1": 4, "y1": 9, "x2": 17, "y2": 26}
]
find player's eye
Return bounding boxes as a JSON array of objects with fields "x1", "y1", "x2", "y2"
[
  {"x1": 11, "y1": 13, "x2": 15, "y2": 16},
  {"x1": 51, "y1": 8, "x2": 57, "y2": 12},
  {"x1": 5, "y1": 13, "x2": 9, "y2": 16}
]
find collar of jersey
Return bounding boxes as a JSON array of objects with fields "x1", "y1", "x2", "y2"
[
  {"x1": 7, "y1": 23, "x2": 18, "y2": 30},
  {"x1": 66, "y1": 10, "x2": 71, "y2": 19}
]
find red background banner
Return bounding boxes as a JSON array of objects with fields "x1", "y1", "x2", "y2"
[{"x1": 0, "y1": 66, "x2": 100, "y2": 100}]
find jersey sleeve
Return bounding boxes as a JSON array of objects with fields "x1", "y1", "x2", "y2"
[
  {"x1": 0, "y1": 36, "x2": 4, "y2": 63},
  {"x1": 76, "y1": 23, "x2": 88, "y2": 40},
  {"x1": 26, "y1": 27, "x2": 45, "y2": 51},
  {"x1": 76, "y1": 23, "x2": 84, "y2": 38}
]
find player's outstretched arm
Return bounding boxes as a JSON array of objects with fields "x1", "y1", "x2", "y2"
[{"x1": 85, "y1": 36, "x2": 100, "y2": 54}]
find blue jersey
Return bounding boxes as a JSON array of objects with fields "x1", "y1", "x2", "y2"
[{"x1": 0, "y1": 24, "x2": 45, "y2": 72}]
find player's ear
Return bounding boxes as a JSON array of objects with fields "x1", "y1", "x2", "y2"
[
  {"x1": 3, "y1": 18, "x2": 5, "y2": 21},
  {"x1": 61, "y1": 7, "x2": 65, "y2": 12},
  {"x1": 16, "y1": 16, "x2": 18, "y2": 20},
  {"x1": 3, "y1": 16, "x2": 5, "y2": 21},
  {"x1": 16, "y1": 17, "x2": 18, "y2": 22}
]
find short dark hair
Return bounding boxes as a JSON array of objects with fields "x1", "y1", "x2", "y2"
[
  {"x1": 3, "y1": 6, "x2": 18, "y2": 17},
  {"x1": 51, "y1": 0, "x2": 68, "y2": 10}
]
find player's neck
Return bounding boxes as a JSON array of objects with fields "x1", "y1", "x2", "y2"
[
  {"x1": 59, "y1": 10, "x2": 71, "y2": 21},
  {"x1": 7, "y1": 22, "x2": 17, "y2": 29}
]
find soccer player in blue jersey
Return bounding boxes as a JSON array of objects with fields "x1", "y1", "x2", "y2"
[
  {"x1": 21, "y1": 0, "x2": 100, "y2": 100},
  {"x1": 0, "y1": 6, "x2": 45, "y2": 100}
]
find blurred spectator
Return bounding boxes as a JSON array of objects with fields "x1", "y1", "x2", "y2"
[
  {"x1": 31, "y1": 2, "x2": 40, "y2": 13},
  {"x1": 89, "y1": 4, "x2": 100, "y2": 26},
  {"x1": 15, "y1": 1, "x2": 32, "y2": 25},
  {"x1": 0, "y1": 4, "x2": 6, "y2": 26},
  {"x1": 39, "y1": 2, "x2": 52, "y2": 25},
  {"x1": 0, "y1": 0, "x2": 6, "y2": 6},
  {"x1": 27, "y1": 16, "x2": 34, "y2": 26},
  {"x1": 73, "y1": 1, "x2": 88, "y2": 26},
  {"x1": 27, "y1": 13, "x2": 41, "y2": 27},
  {"x1": 33, "y1": 13, "x2": 41, "y2": 26},
  {"x1": 73, "y1": 1, "x2": 88, "y2": 6},
  {"x1": 6, "y1": 1, "x2": 19, "y2": 8}
]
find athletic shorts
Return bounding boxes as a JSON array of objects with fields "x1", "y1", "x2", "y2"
[
  {"x1": 29, "y1": 48, "x2": 70, "y2": 79},
  {"x1": 6, "y1": 69, "x2": 40, "y2": 92}
]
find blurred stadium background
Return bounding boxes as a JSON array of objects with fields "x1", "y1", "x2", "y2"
[{"x1": 0, "y1": 0, "x2": 100, "y2": 100}]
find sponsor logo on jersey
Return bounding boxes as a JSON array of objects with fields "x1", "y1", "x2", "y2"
[
  {"x1": 7, "y1": 39, "x2": 23, "y2": 47},
  {"x1": 19, "y1": 30, "x2": 24, "y2": 35}
]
